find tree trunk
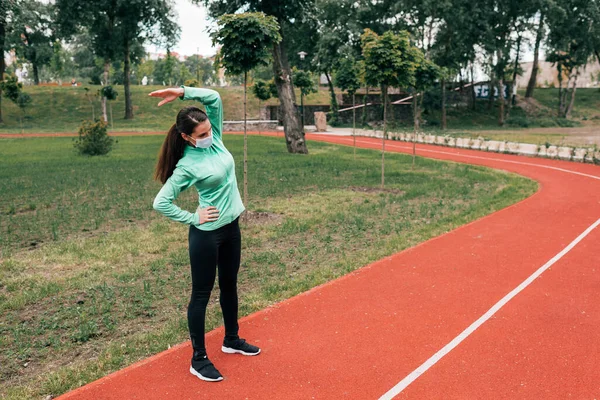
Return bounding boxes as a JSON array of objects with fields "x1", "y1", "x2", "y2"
[
  {"x1": 441, "y1": 77, "x2": 447, "y2": 129},
  {"x1": 412, "y1": 89, "x2": 417, "y2": 169},
  {"x1": 487, "y1": 55, "x2": 495, "y2": 111},
  {"x1": 557, "y1": 65, "x2": 564, "y2": 115},
  {"x1": 257, "y1": 100, "x2": 261, "y2": 135},
  {"x1": 361, "y1": 87, "x2": 369, "y2": 126},
  {"x1": 271, "y1": 40, "x2": 307, "y2": 154},
  {"x1": 565, "y1": 70, "x2": 578, "y2": 118},
  {"x1": 32, "y1": 61, "x2": 40, "y2": 85},
  {"x1": 509, "y1": 35, "x2": 522, "y2": 111},
  {"x1": 381, "y1": 85, "x2": 387, "y2": 188},
  {"x1": 0, "y1": 20, "x2": 5, "y2": 123},
  {"x1": 525, "y1": 12, "x2": 544, "y2": 98},
  {"x1": 243, "y1": 70, "x2": 248, "y2": 205},
  {"x1": 497, "y1": 77, "x2": 505, "y2": 126},
  {"x1": 102, "y1": 60, "x2": 110, "y2": 122},
  {"x1": 123, "y1": 39, "x2": 133, "y2": 119},
  {"x1": 497, "y1": 50, "x2": 505, "y2": 126},
  {"x1": 300, "y1": 91, "x2": 304, "y2": 129},
  {"x1": 470, "y1": 65, "x2": 476, "y2": 110},
  {"x1": 413, "y1": 91, "x2": 420, "y2": 132},
  {"x1": 325, "y1": 72, "x2": 338, "y2": 125},
  {"x1": 352, "y1": 92, "x2": 356, "y2": 159}
]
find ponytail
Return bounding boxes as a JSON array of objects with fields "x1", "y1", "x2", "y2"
[
  {"x1": 154, "y1": 123, "x2": 187, "y2": 183},
  {"x1": 154, "y1": 106, "x2": 209, "y2": 183}
]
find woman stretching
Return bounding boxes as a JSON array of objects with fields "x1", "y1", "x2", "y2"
[{"x1": 150, "y1": 86, "x2": 260, "y2": 382}]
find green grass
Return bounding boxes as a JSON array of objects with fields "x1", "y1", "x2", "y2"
[
  {"x1": 0, "y1": 85, "x2": 333, "y2": 134},
  {"x1": 2, "y1": 87, "x2": 599, "y2": 135},
  {"x1": 0, "y1": 134, "x2": 537, "y2": 399},
  {"x1": 522, "y1": 88, "x2": 600, "y2": 121}
]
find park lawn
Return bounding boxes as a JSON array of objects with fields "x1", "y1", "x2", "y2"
[
  {"x1": 522, "y1": 88, "x2": 600, "y2": 121},
  {"x1": 0, "y1": 135, "x2": 537, "y2": 399},
  {"x1": 0, "y1": 84, "x2": 333, "y2": 134}
]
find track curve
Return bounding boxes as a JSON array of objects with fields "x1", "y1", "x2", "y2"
[{"x1": 58, "y1": 133, "x2": 600, "y2": 400}]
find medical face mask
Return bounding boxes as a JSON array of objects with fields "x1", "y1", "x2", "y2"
[{"x1": 190, "y1": 133, "x2": 212, "y2": 148}]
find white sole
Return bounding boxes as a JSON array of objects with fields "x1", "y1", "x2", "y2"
[
  {"x1": 221, "y1": 346, "x2": 261, "y2": 356},
  {"x1": 189, "y1": 365, "x2": 223, "y2": 382}
]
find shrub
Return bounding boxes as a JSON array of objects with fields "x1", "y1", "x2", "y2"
[
  {"x1": 506, "y1": 116, "x2": 530, "y2": 128},
  {"x1": 74, "y1": 120, "x2": 114, "y2": 156},
  {"x1": 555, "y1": 118, "x2": 578, "y2": 127},
  {"x1": 184, "y1": 79, "x2": 201, "y2": 87}
]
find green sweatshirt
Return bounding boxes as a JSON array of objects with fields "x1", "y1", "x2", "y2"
[{"x1": 152, "y1": 87, "x2": 245, "y2": 231}]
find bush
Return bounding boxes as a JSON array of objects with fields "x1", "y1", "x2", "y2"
[
  {"x1": 74, "y1": 120, "x2": 114, "y2": 156},
  {"x1": 555, "y1": 117, "x2": 578, "y2": 127},
  {"x1": 506, "y1": 116, "x2": 530, "y2": 128},
  {"x1": 184, "y1": 79, "x2": 201, "y2": 87}
]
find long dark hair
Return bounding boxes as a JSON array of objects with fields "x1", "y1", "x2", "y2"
[{"x1": 154, "y1": 106, "x2": 208, "y2": 183}]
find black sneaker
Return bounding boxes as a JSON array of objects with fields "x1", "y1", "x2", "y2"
[
  {"x1": 222, "y1": 338, "x2": 261, "y2": 356},
  {"x1": 190, "y1": 354, "x2": 223, "y2": 382}
]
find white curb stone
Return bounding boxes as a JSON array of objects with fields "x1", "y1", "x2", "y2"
[
  {"x1": 417, "y1": 134, "x2": 425, "y2": 143},
  {"x1": 518, "y1": 143, "x2": 538, "y2": 156},
  {"x1": 558, "y1": 146, "x2": 573, "y2": 160},
  {"x1": 425, "y1": 135, "x2": 436, "y2": 144},
  {"x1": 447, "y1": 137, "x2": 456, "y2": 147},
  {"x1": 435, "y1": 136, "x2": 446, "y2": 145},
  {"x1": 538, "y1": 146, "x2": 548, "y2": 157},
  {"x1": 585, "y1": 148, "x2": 596, "y2": 163},
  {"x1": 507, "y1": 142, "x2": 520, "y2": 154},
  {"x1": 573, "y1": 148, "x2": 587, "y2": 162},
  {"x1": 546, "y1": 146, "x2": 558, "y2": 158},
  {"x1": 471, "y1": 139, "x2": 483, "y2": 150},
  {"x1": 486, "y1": 140, "x2": 501, "y2": 152},
  {"x1": 456, "y1": 138, "x2": 469, "y2": 148}
]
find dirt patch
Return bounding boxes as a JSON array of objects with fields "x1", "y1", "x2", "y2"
[
  {"x1": 517, "y1": 97, "x2": 552, "y2": 115},
  {"x1": 242, "y1": 210, "x2": 283, "y2": 225},
  {"x1": 349, "y1": 186, "x2": 405, "y2": 195}
]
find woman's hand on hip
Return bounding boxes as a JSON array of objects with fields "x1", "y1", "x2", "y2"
[
  {"x1": 148, "y1": 87, "x2": 185, "y2": 107},
  {"x1": 197, "y1": 206, "x2": 219, "y2": 224}
]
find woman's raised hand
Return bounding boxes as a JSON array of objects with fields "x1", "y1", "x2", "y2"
[
  {"x1": 197, "y1": 206, "x2": 220, "y2": 224},
  {"x1": 148, "y1": 87, "x2": 185, "y2": 107}
]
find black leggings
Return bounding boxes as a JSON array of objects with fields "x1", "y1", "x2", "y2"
[{"x1": 188, "y1": 217, "x2": 241, "y2": 355}]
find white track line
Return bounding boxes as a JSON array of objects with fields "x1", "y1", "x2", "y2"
[
  {"x1": 314, "y1": 135, "x2": 600, "y2": 397},
  {"x1": 379, "y1": 217, "x2": 600, "y2": 399},
  {"x1": 325, "y1": 136, "x2": 600, "y2": 181}
]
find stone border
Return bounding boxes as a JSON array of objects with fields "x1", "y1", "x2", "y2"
[{"x1": 355, "y1": 130, "x2": 600, "y2": 164}]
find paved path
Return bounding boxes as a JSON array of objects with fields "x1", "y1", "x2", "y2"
[{"x1": 57, "y1": 133, "x2": 600, "y2": 399}]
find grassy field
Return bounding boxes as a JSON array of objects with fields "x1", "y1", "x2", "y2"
[
  {"x1": 0, "y1": 84, "x2": 333, "y2": 134},
  {"x1": 1, "y1": 86, "x2": 599, "y2": 136},
  {"x1": 0, "y1": 134, "x2": 537, "y2": 399}
]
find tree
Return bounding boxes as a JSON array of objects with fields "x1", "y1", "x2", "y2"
[
  {"x1": 292, "y1": 68, "x2": 317, "y2": 129},
  {"x1": 211, "y1": 12, "x2": 282, "y2": 206},
  {"x1": 312, "y1": 28, "x2": 343, "y2": 125},
  {"x1": 184, "y1": 55, "x2": 217, "y2": 85},
  {"x1": 362, "y1": 29, "x2": 416, "y2": 187},
  {"x1": 430, "y1": 0, "x2": 482, "y2": 129},
  {"x1": 99, "y1": 85, "x2": 118, "y2": 130},
  {"x1": 251, "y1": 79, "x2": 272, "y2": 134},
  {"x1": 199, "y1": 0, "x2": 314, "y2": 154},
  {"x1": 335, "y1": 56, "x2": 361, "y2": 157},
  {"x1": 1, "y1": 74, "x2": 31, "y2": 132},
  {"x1": 56, "y1": 0, "x2": 179, "y2": 120},
  {"x1": 0, "y1": 0, "x2": 17, "y2": 123},
  {"x1": 9, "y1": 0, "x2": 55, "y2": 85},
  {"x1": 546, "y1": 0, "x2": 600, "y2": 118},
  {"x1": 411, "y1": 53, "x2": 439, "y2": 166},
  {"x1": 525, "y1": 4, "x2": 549, "y2": 98},
  {"x1": 479, "y1": 0, "x2": 537, "y2": 126}
]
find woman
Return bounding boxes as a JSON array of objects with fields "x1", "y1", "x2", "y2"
[{"x1": 150, "y1": 86, "x2": 260, "y2": 382}]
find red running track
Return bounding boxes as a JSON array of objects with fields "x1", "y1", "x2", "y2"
[{"x1": 58, "y1": 133, "x2": 600, "y2": 400}]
